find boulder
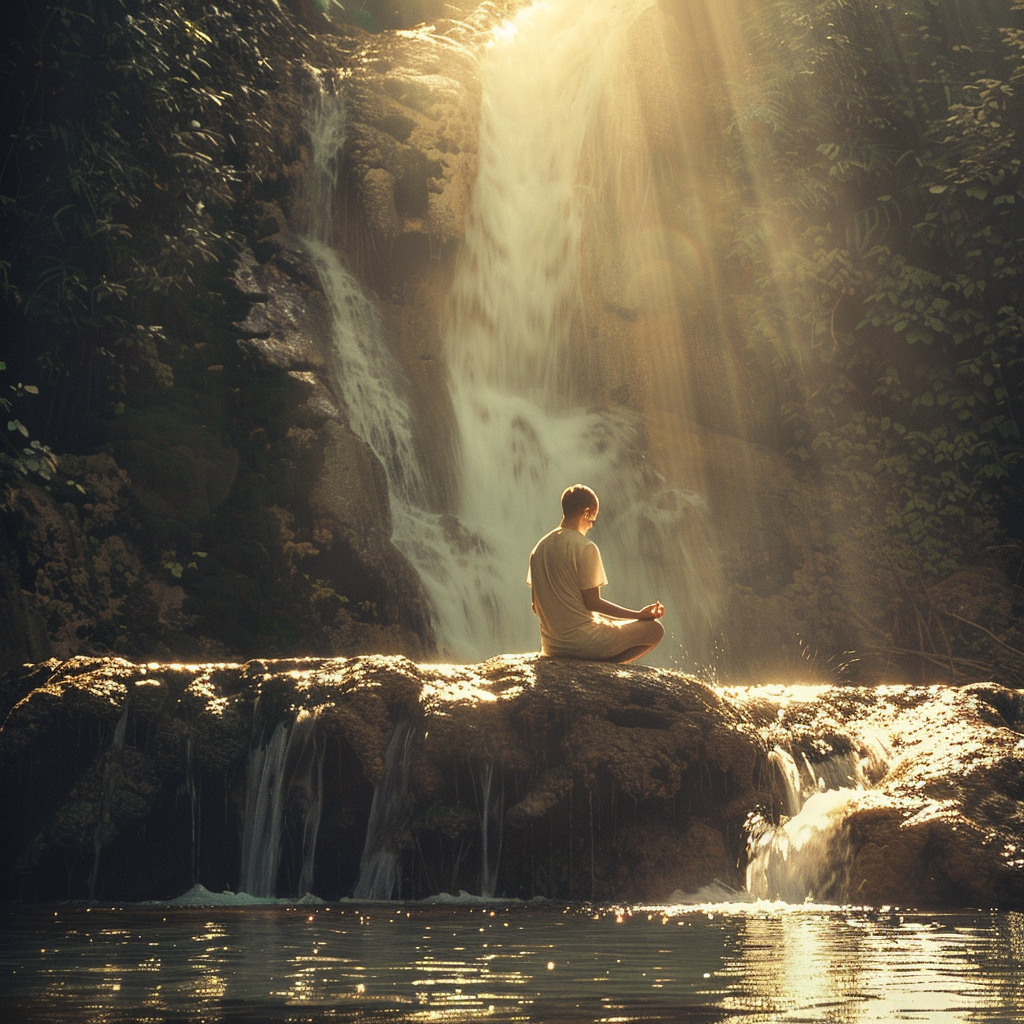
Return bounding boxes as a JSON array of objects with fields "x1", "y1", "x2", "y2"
[{"x1": 2, "y1": 655, "x2": 1022, "y2": 908}]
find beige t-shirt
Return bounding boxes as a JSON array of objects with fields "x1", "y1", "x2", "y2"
[{"x1": 527, "y1": 528, "x2": 609, "y2": 655}]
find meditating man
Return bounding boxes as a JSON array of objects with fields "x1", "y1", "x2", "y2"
[{"x1": 527, "y1": 484, "x2": 665, "y2": 663}]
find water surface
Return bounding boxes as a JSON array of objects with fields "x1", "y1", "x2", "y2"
[{"x1": 2, "y1": 901, "x2": 1022, "y2": 1022}]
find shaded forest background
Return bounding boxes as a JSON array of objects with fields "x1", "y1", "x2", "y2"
[{"x1": 1, "y1": 0, "x2": 1022, "y2": 682}]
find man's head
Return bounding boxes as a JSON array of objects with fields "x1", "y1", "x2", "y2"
[{"x1": 561, "y1": 484, "x2": 598, "y2": 520}]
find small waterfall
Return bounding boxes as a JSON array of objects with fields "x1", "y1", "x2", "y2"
[
  {"x1": 746, "y1": 732, "x2": 893, "y2": 903},
  {"x1": 87, "y1": 702, "x2": 130, "y2": 900},
  {"x1": 239, "y1": 721, "x2": 291, "y2": 897},
  {"x1": 111, "y1": 706, "x2": 128, "y2": 749},
  {"x1": 295, "y1": 717, "x2": 326, "y2": 896},
  {"x1": 176, "y1": 735, "x2": 201, "y2": 886},
  {"x1": 768, "y1": 746, "x2": 802, "y2": 818},
  {"x1": 477, "y1": 763, "x2": 503, "y2": 898},
  {"x1": 746, "y1": 789, "x2": 863, "y2": 904},
  {"x1": 354, "y1": 723, "x2": 416, "y2": 900},
  {"x1": 238, "y1": 712, "x2": 325, "y2": 898},
  {"x1": 303, "y1": 86, "x2": 429, "y2": 510}
]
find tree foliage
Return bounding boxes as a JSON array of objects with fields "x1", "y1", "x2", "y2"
[
  {"x1": 0, "y1": 0, "x2": 348, "y2": 660},
  {"x1": 1, "y1": 0, "x2": 307, "y2": 435},
  {"x1": 732, "y1": 0, "x2": 1024, "y2": 680}
]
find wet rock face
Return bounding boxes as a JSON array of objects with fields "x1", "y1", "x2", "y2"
[
  {"x1": 0, "y1": 655, "x2": 765, "y2": 903},
  {"x1": 340, "y1": 16, "x2": 485, "y2": 291},
  {"x1": 2, "y1": 656, "x2": 1023, "y2": 909},
  {"x1": 735, "y1": 682, "x2": 1024, "y2": 909}
]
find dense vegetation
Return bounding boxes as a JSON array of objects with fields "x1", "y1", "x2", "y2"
[
  {"x1": 724, "y1": 0, "x2": 1024, "y2": 680},
  {"x1": 0, "y1": 0, "x2": 345, "y2": 660},
  {"x1": 1, "y1": 0, "x2": 308, "y2": 443}
]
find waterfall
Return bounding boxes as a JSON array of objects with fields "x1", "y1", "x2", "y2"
[
  {"x1": 477, "y1": 763, "x2": 503, "y2": 898},
  {"x1": 239, "y1": 721, "x2": 291, "y2": 897},
  {"x1": 769, "y1": 746, "x2": 802, "y2": 818},
  {"x1": 302, "y1": 7, "x2": 717, "y2": 665},
  {"x1": 410, "y1": 1, "x2": 715, "y2": 662},
  {"x1": 176, "y1": 735, "x2": 201, "y2": 886},
  {"x1": 354, "y1": 722, "x2": 416, "y2": 900},
  {"x1": 87, "y1": 702, "x2": 130, "y2": 900},
  {"x1": 297, "y1": 723, "x2": 326, "y2": 896},
  {"x1": 746, "y1": 731, "x2": 892, "y2": 903},
  {"x1": 238, "y1": 713, "x2": 324, "y2": 898},
  {"x1": 303, "y1": 86, "x2": 429, "y2": 510},
  {"x1": 422, "y1": 0, "x2": 715, "y2": 664}
]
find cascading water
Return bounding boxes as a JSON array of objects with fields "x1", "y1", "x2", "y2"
[
  {"x1": 476, "y1": 762, "x2": 503, "y2": 898},
  {"x1": 297, "y1": 722, "x2": 326, "y2": 896},
  {"x1": 88, "y1": 702, "x2": 130, "y2": 899},
  {"x1": 353, "y1": 722, "x2": 416, "y2": 900},
  {"x1": 239, "y1": 721, "x2": 291, "y2": 897},
  {"x1": 302, "y1": 5, "x2": 717, "y2": 666},
  {"x1": 238, "y1": 712, "x2": 325, "y2": 898},
  {"x1": 303, "y1": 86, "x2": 429, "y2": 511},
  {"x1": 413, "y1": 0, "x2": 717, "y2": 665},
  {"x1": 746, "y1": 729, "x2": 892, "y2": 903},
  {"x1": 177, "y1": 735, "x2": 201, "y2": 887}
]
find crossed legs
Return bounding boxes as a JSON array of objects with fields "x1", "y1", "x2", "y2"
[{"x1": 600, "y1": 618, "x2": 665, "y2": 664}]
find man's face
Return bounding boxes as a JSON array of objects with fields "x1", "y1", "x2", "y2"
[{"x1": 581, "y1": 503, "x2": 599, "y2": 534}]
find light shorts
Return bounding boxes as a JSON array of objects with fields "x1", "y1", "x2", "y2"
[{"x1": 541, "y1": 614, "x2": 659, "y2": 660}]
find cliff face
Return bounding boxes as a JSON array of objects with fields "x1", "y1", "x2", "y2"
[
  {"x1": 0, "y1": 2, "x2": 508, "y2": 671},
  {"x1": 3, "y1": 655, "x2": 1023, "y2": 908}
]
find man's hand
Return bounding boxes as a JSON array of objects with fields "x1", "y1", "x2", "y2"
[{"x1": 639, "y1": 602, "x2": 665, "y2": 621}]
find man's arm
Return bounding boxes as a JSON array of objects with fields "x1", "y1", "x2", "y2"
[{"x1": 581, "y1": 587, "x2": 663, "y2": 621}]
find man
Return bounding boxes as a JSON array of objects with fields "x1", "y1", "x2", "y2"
[{"x1": 527, "y1": 484, "x2": 665, "y2": 663}]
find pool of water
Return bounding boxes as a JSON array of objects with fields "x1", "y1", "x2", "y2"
[{"x1": 2, "y1": 900, "x2": 1022, "y2": 1022}]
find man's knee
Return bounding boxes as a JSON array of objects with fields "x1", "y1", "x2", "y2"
[
  {"x1": 633, "y1": 618, "x2": 663, "y2": 648},
  {"x1": 645, "y1": 619, "x2": 665, "y2": 645}
]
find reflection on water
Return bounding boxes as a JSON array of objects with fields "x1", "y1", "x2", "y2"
[{"x1": 2, "y1": 903, "x2": 1022, "y2": 1023}]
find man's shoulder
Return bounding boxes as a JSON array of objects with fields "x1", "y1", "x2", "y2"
[
  {"x1": 535, "y1": 527, "x2": 585, "y2": 546},
  {"x1": 533, "y1": 528, "x2": 595, "y2": 558},
  {"x1": 534, "y1": 527, "x2": 563, "y2": 549}
]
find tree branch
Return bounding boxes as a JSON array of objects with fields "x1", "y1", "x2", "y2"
[{"x1": 935, "y1": 610, "x2": 1024, "y2": 662}]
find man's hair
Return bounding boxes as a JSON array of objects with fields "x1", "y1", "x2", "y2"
[{"x1": 561, "y1": 484, "x2": 598, "y2": 519}]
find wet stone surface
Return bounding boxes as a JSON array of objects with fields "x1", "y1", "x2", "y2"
[{"x1": 1, "y1": 655, "x2": 1022, "y2": 908}]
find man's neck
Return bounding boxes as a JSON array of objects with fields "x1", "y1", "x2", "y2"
[{"x1": 561, "y1": 513, "x2": 590, "y2": 535}]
